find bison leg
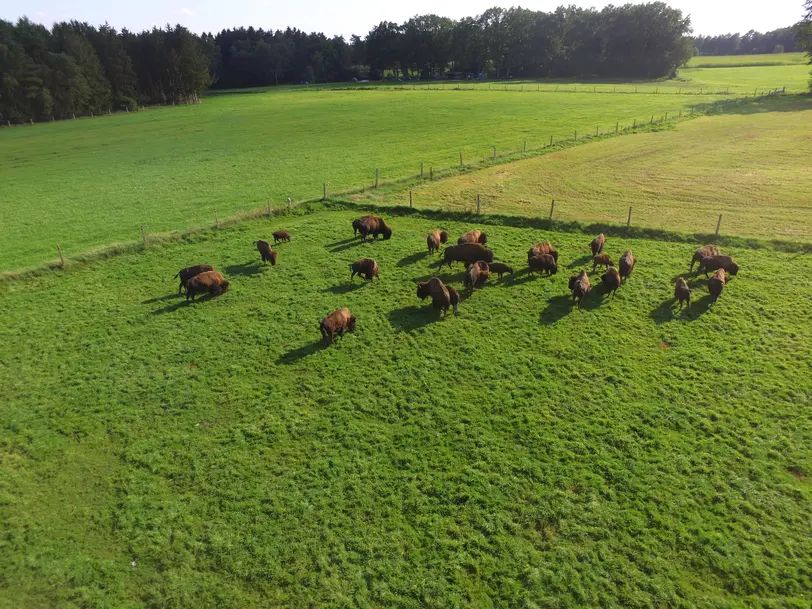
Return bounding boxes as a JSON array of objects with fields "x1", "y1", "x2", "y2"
[{"x1": 178, "y1": 281, "x2": 185, "y2": 295}]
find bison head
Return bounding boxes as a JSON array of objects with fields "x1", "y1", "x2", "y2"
[
  {"x1": 478, "y1": 232, "x2": 488, "y2": 244},
  {"x1": 347, "y1": 315, "x2": 357, "y2": 333},
  {"x1": 568, "y1": 275, "x2": 578, "y2": 290},
  {"x1": 729, "y1": 262, "x2": 740, "y2": 276},
  {"x1": 416, "y1": 282, "x2": 430, "y2": 300},
  {"x1": 381, "y1": 224, "x2": 393, "y2": 240},
  {"x1": 439, "y1": 231, "x2": 448, "y2": 244}
]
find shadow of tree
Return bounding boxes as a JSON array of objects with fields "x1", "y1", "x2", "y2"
[
  {"x1": 277, "y1": 340, "x2": 328, "y2": 364},
  {"x1": 397, "y1": 251, "x2": 428, "y2": 267},
  {"x1": 387, "y1": 304, "x2": 445, "y2": 332},
  {"x1": 539, "y1": 295, "x2": 573, "y2": 325},
  {"x1": 224, "y1": 261, "x2": 265, "y2": 278},
  {"x1": 323, "y1": 283, "x2": 366, "y2": 294}
]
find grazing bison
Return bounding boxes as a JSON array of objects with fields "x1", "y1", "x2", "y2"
[
  {"x1": 569, "y1": 271, "x2": 591, "y2": 308},
  {"x1": 185, "y1": 271, "x2": 229, "y2": 302},
  {"x1": 590, "y1": 233, "x2": 605, "y2": 256},
  {"x1": 255, "y1": 240, "x2": 277, "y2": 265},
  {"x1": 529, "y1": 254, "x2": 558, "y2": 276},
  {"x1": 690, "y1": 245, "x2": 722, "y2": 271},
  {"x1": 427, "y1": 229, "x2": 449, "y2": 254},
  {"x1": 320, "y1": 307, "x2": 357, "y2": 344},
  {"x1": 457, "y1": 229, "x2": 488, "y2": 245},
  {"x1": 619, "y1": 250, "x2": 635, "y2": 282},
  {"x1": 417, "y1": 277, "x2": 451, "y2": 316},
  {"x1": 601, "y1": 267, "x2": 622, "y2": 298},
  {"x1": 708, "y1": 268, "x2": 726, "y2": 305},
  {"x1": 592, "y1": 254, "x2": 614, "y2": 272},
  {"x1": 350, "y1": 258, "x2": 380, "y2": 281},
  {"x1": 173, "y1": 264, "x2": 213, "y2": 295},
  {"x1": 697, "y1": 255, "x2": 739, "y2": 278},
  {"x1": 352, "y1": 217, "x2": 373, "y2": 237},
  {"x1": 358, "y1": 216, "x2": 392, "y2": 242},
  {"x1": 442, "y1": 243, "x2": 494, "y2": 268},
  {"x1": 527, "y1": 242, "x2": 558, "y2": 263},
  {"x1": 488, "y1": 262, "x2": 514, "y2": 279},
  {"x1": 465, "y1": 260, "x2": 490, "y2": 291},
  {"x1": 674, "y1": 277, "x2": 691, "y2": 309},
  {"x1": 447, "y1": 286, "x2": 461, "y2": 314},
  {"x1": 272, "y1": 230, "x2": 291, "y2": 243}
]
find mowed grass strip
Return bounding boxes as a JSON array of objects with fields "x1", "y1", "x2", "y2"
[
  {"x1": 685, "y1": 52, "x2": 809, "y2": 68},
  {"x1": 377, "y1": 96, "x2": 812, "y2": 241},
  {"x1": 1, "y1": 207, "x2": 810, "y2": 607},
  {"x1": 0, "y1": 88, "x2": 737, "y2": 272}
]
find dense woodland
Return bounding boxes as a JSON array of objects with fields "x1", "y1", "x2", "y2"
[{"x1": 0, "y1": 1, "x2": 808, "y2": 124}]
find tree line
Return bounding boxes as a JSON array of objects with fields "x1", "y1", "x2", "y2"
[{"x1": 692, "y1": 26, "x2": 803, "y2": 56}]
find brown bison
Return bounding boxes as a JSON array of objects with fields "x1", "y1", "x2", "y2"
[
  {"x1": 488, "y1": 262, "x2": 514, "y2": 279},
  {"x1": 690, "y1": 245, "x2": 721, "y2": 271},
  {"x1": 350, "y1": 258, "x2": 380, "y2": 281},
  {"x1": 590, "y1": 233, "x2": 605, "y2": 256},
  {"x1": 601, "y1": 267, "x2": 622, "y2": 298},
  {"x1": 173, "y1": 264, "x2": 213, "y2": 295},
  {"x1": 352, "y1": 216, "x2": 373, "y2": 237},
  {"x1": 619, "y1": 250, "x2": 635, "y2": 282},
  {"x1": 185, "y1": 271, "x2": 229, "y2": 302},
  {"x1": 255, "y1": 240, "x2": 277, "y2": 265},
  {"x1": 442, "y1": 243, "x2": 494, "y2": 268},
  {"x1": 427, "y1": 229, "x2": 449, "y2": 254},
  {"x1": 708, "y1": 269, "x2": 726, "y2": 305},
  {"x1": 272, "y1": 230, "x2": 291, "y2": 243},
  {"x1": 529, "y1": 254, "x2": 558, "y2": 276},
  {"x1": 674, "y1": 277, "x2": 691, "y2": 309},
  {"x1": 527, "y1": 242, "x2": 558, "y2": 263},
  {"x1": 417, "y1": 277, "x2": 451, "y2": 315},
  {"x1": 697, "y1": 255, "x2": 739, "y2": 278},
  {"x1": 465, "y1": 260, "x2": 490, "y2": 291},
  {"x1": 357, "y1": 216, "x2": 392, "y2": 242},
  {"x1": 569, "y1": 271, "x2": 591, "y2": 308},
  {"x1": 457, "y1": 229, "x2": 488, "y2": 245},
  {"x1": 592, "y1": 254, "x2": 614, "y2": 272},
  {"x1": 320, "y1": 307, "x2": 357, "y2": 344},
  {"x1": 447, "y1": 286, "x2": 461, "y2": 314}
]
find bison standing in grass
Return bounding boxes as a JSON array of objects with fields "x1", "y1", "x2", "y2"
[
  {"x1": 465, "y1": 261, "x2": 490, "y2": 291},
  {"x1": 350, "y1": 258, "x2": 380, "y2": 281},
  {"x1": 457, "y1": 230, "x2": 488, "y2": 245},
  {"x1": 697, "y1": 255, "x2": 739, "y2": 278},
  {"x1": 619, "y1": 250, "x2": 635, "y2": 282},
  {"x1": 529, "y1": 254, "x2": 557, "y2": 276},
  {"x1": 185, "y1": 271, "x2": 229, "y2": 302},
  {"x1": 590, "y1": 233, "x2": 605, "y2": 256},
  {"x1": 357, "y1": 216, "x2": 392, "y2": 242},
  {"x1": 320, "y1": 307, "x2": 357, "y2": 344},
  {"x1": 272, "y1": 230, "x2": 291, "y2": 243},
  {"x1": 674, "y1": 277, "x2": 691, "y2": 309},
  {"x1": 447, "y1": 286, "x2": 461, "y2": 314},
  {"x1": 174, "y1": 264, "x2": 213, "y2": 295},
  {"x1": 592, "y1": 254, "x2": 614, "y2": 272},
  {"x1": 569, "y1": 271, "x2": 591, "y2": 308},
  {"x1": 708, "y1": 269, "x2": 726, "y2": 305},
  {"x1": 690, "y1": 245, "x2": 721, "y2": 271},
  {"x1": 427, "y1": 229, "x2": 449, "y2": 254},
  {"x1": 352, "y1": 217, "x2": 372, "y2": 237},
  {"x1": 601, "y1": 267, "x2": 622, "y2": 298},
  {"x1": 255, "y1": 240, "x2": 277, "y2": 265},
  {"x1": 442, "y1": 243, "x2": 494, "y2": 269},
  {"x1": 417, "y1": 277, "x2": 451, "y2": 316},
  {"x1": 488, "y1": 262, "x2": 514, "y2": 279},
  {"x1": 528, "y1": 242, "x2": 558, "y2": 263}
]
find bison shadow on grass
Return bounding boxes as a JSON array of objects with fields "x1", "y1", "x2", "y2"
[
  {"x1": 277, "y1": 340, "x2": 328, "y2": 364},
  {"x1": 650, "y1": 294, "x2": 712, "y2": 324},
  {"x1": 151, "y1": 297, "x2": 207, "y2": 315},
  {"x1": 567, "y1": 254, "x2": 594, "y2": 269},
  {"x1": 224, "y1": 261, "x2": 264, "y2": 278},
  {"x1": 323, "y1": 283, "x2": 365, "y2": 295},
  {"x1": 142, "y1": 293, "x2": 177, "y2": 305},
  {"x1": 387, "y1": 304, "x2": 451, "y2": 332},
  {"x1": 328, "y1": 240, "x2": 366, "y2": 254},
  {"x1": 397, "y1": 251, "x2": 428, "y2": 267}
]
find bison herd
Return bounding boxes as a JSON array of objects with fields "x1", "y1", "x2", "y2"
[{"x1": 170, "y1": 215, "x2": 742, "y2": 347}]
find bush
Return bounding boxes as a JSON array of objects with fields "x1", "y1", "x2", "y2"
[{"x1": 773, "y1": 44, "x2": 785, "y2": 53}]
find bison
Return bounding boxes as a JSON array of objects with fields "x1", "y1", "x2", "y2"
[
  {"x1": 357, "y1": 216, "x2": 392, "y2": 242},
  {"x1": 465, "y1": 260, "x2": 490, "y2": 291},
  {"x1": 352, "y1": 217, "x2": 372, "y2": 237},
  {"x1": 590, "y1": 233, "x2": 605, "y2": 256},
  {"x1": 185, "y1": 270, "x2": 229, "y2": 302},
  {"x1": 529, "y1": 254, "x2": 557, "y2": 276},
  {"x1": 255, "y1": 240, "x2": 277, "y2": 265},
  {"x1": 320, "y1": 307, "x2": 357, "y2": 344},
  {"x1": 619, "y1": 250, "x2": 635, "y2": 282},
  {"x1": 527, "y1": 242, "x2": 558, "y2": 263},
  {"x1": 708, "y1": 268, "x2": 726, "y2": 305},
  {"x1": 442, "y1": 243, "x2": 494, "y2": 268},
  {"x1": 697, "y1": 255, "x2": 739, "y2": 278},
  {"x1": 488, "y1": 262, "x2": 514, "y2": 279},
  {"x1": 601, "y1": 267, "x2": 622, "y2": 298},
  {"x1": 674, "y1": 277, "x2": 691, "y2": 309},
  {"x1": 173, "y1": 264, "x2": 213, "y2": 295},
  {"x1": 457, "y1": 229, "x2": 488, "y2": 245},
  {"x1": 447, "y1": 286, "x2": 461, "y2": 314},
  {"x1": 569, "y1": 271, "x2": 591, "y2": 308},
  {"x1": 350, "y1": 258, "x2": 380, "y2": 281},
  {"x1": 272, "y1": 230, "x2": 291, "y2": 243},
  {"x1": 427, "y1": 229, "x2": 449, "y2": 254},
  {"x1": 690, "y1": 245, "x2": 721, "y2": 271},
  {"x1": 417, "y1": 277, "x2": 451, "y2": 316},
  {"x1": 592, "y1": 254, "x2": 614, "y2": 272}
]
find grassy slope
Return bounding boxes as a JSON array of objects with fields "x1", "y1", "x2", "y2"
[
  {"x1": 1, "y1": 207, "x2": 811, "y2": 608},
  {"x1": 366, "y1": 96, "x2": 812, "y2": 241},
  {"x1": 685, "y1": 53, "x2": 808, "y2": 67},
  {"x1": 0, "y1": 87, "x2": 766, "y2": 273}
]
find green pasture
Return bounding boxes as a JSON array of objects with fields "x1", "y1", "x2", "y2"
[
  {"x1": 2, "y1": 205, "x2": 810, "y2": 607},
  {"x1": 686, "y1": 52, "x2": 808, "y2": 67}
]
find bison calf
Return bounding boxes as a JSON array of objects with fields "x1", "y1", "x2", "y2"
[
  {"x1": 592, "y1": 254, "x2": 614, "y2": 272},
  {"x1": 569, "y1": 271, "x2": 591, "y2": 308},
  {"x1": 272, "y1": 230, "x2": 291, "y2": 243},
  {"x1": 488, "y1": 262, "x2": 514, "y2": 279},
  {"x1": 601, "y1": 267, "x2": 622, "y2": 298},
  {"x1": 697, "y1": 255, "x2": 739, "y2": 278},
  {"x1": 465, "y1": 260, "x2": 490, "y2": 291},
  {"x1": 320, "y1": 307, "x2": 357, "y2": 344},
  {"x1": 417, "y1": 277, "x2": 451, "y2": 316},
  {"x1": 174, "y1": 264, "x2": 214, "y2": 295},
  {"x1": 427, "y1": 229, "x2": 449, "y2": 254},
  {"x1": 447, "y1": 286, "x2": 461, "y2": 314},
  {"x1": 528, "y1": 242, "x2": 558, "y2": 263},
  {"x1": 708, "y1": 269, "x2": 726, "y2": 305},
  {"x1": 529, "y1": 254, "x2": 557, "y2": 276},
  {"x1": 590, "y1": 233, "x2": 605, "y2": 256},
  {"x1": 690, "y1": 245, "x2": 721, "y2": 271},
  {"x1": 458, "y1": 229, "x2": 488, "y2": 245},
  {"x1": 674, "y1": 277, "x2": 691, "y2": 309},
  {"x1": 255, "y1": 240, "x2": 277, "y2": 265},
  {"x1": 619, "y1": 250, "x2": 635, "y2": 282},
  {"x1": 185, "y1": 271, "x2": 229, "y2": 302},
  {"x1": 350, "y1": 258, "x2": 380, "y2": 281}
]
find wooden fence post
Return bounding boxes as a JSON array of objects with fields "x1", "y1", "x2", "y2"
[
  {"x1": 523, "y1": 140, "x2": 527, "y2": 152},
  {"x1": 715, "y1": 214, "x2": 722, "y2": 236},
  {"x1": 574, "y1": 130, "x2": 577, "y2": 140},
  {"x1": 214, "y1": 208, "x2": 219, "y2": 229},
  {"x1": 430, "y1": 167, "x2": 433, "y2": 180},
  {"x1": 626, "y1": 207, "x2": 632, "y2": 231},
  {"x1": 596, "y1": 126, "x2": 599, "y2": 137},
  {"x1": 141, "y1": 225, "x2": 147, "y2": 248},
  {"x1": 57, "y1": 244, "x2": 65, "y2": 268},
  {"x1": 549, "y1": 135, "x2": 553, "y2": 146},
  {"x1": 323, "y1": 183, "x2": 327, "y2": 201},
  {"x1": 420, "y1": 162, "x2": 424, "y2": 178},
  {"x1": 665, "y1": 112, "x2": 668, "y2": 121},
  {"x1": 493, "y1": 146, "x2": 496, "y2": 159},
  {"x1": 549, "y1": 200, "x2": 555, "y2": 220},
  {"x1": 616, "y1": 122, "x2": 619, "y2": 132},
  {"x1": 288, "y1": 197, "x2": 292, "y2": 211},
  {"x1": 459, "y1": 152, "x2": 463, "y2": 166},
  {"x1": 409, "y1": 191, "x2": 413, "y2": 208},
  {"x1": 650, "y1": 115, "x2": 654, "y2": 125},
  {"x1": 375, "y1": 168, "x2": 379, "y2": 189},
  {"x1": 633, "y1": 119, "x2": 637, "y2": 129},
  {"x1": 267, "y1": 199, "x2": 271, "y2": 216},
  {"x1": 476, "y1": 194, "x2": 481, "y2": 214}
]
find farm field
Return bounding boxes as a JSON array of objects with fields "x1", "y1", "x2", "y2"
[
  {"x1": 365, "y1": 96, "x2": 812, "y2": 241},
  {"x1": 685, "y1": 52, "x2": 808, "y2": 67},
  {"x1": 1, "y1": 205, "x2": 811, "y2": 607},
  {"x1": 0, "y1": 84, "x2": 776, "y2": 274}
]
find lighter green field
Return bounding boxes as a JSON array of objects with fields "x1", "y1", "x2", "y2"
[
  {"x1": 2, "y1": 205, "x2": 811, "y2": 608},
  {"x1": 364, "y1": 96, "x2": 812, "y2": 241},
  {"x1": 686, "y1": 53, "x2": 809, "y2": 68}
]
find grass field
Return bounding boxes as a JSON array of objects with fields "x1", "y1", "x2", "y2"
[
  {"x1": 2, "y1": 204, "x2": 811, "y2": 607},
  {"x1": 686, "y1": 53, "x2": 809, "y2": 68},
  {"x1": 362, "y1": 96, "x2": 812, "y2": 241}
]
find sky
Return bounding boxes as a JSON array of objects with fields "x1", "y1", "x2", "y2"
[{"x1": 1, "y1": 0, "x2": 806, "y2": 39}]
